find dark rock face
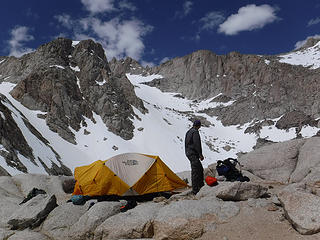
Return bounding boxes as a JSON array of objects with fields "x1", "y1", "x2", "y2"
[
  {"x1": 275, "y1": 110, "x2": 318, "y2": 130},
  {"x1": 1, "y1": 38, "x2": 146, "y2": 142},
  {"x1": 150, "y1": 50, "x2": 320, "y2": 126},
  {"x1": 109, "y1": 57, "x2": 147, "y2": 77}
]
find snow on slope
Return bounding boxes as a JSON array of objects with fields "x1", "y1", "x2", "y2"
[
  {"x1": 279, "y1": 41, "x2": 320, "y2": 69},
  {"x1": 0, "y1": 73, "x2": 319, "y2": 175}
]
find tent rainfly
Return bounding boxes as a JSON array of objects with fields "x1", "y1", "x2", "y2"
[{"x1": 73, "y1": 153, "x2": 188, "y2": 196}]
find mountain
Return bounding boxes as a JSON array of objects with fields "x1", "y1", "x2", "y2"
[{"x1": 0, "y1": 37, "x2": 320, "y2": 176}]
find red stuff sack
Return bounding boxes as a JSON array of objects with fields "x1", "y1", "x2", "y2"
[{"x1": 205, "y1": 176, "x2": 218, "y2": 186}]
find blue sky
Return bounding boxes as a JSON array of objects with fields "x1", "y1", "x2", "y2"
[{"x1": 1, "y1": 0, "x2": 320, "y2": 66}]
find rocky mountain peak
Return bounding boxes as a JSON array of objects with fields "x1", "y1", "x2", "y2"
[
  {"x1": 149, "y1": 47, "x2": 320, "y2": 127},
  {"x1": 296, "y1": 37, "x2": 320, "y2": 50},
  {"x1": 1, "y1": 37, "x2": 146, "y2": 144}
]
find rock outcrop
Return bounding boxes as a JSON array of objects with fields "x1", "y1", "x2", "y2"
[
  {"x1": 150, "y1": 49, "x2": 320, "y2": 127},
  {"x1": 1, "y1": 38, "x2": 146, "y2": 142}
]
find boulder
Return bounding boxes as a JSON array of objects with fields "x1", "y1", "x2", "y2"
[
  {"x1": 0, "y1": 177, "x2": 24, "y2": 226},
  {"x1": 7, "y1": 194, "x2": 57, "y2": 230},
  {"x1": 290, "y1": 137, "x2": 320, "y2": 183},
  {"x1": 153, "y1": 197, "x2": 240, "y2": 240},
  {"x1": 215, "y1": 182, "x2": 268, "y2": 201},
  {"x1": 68, "y1": 201, "x2": 122, "y2": 240},
  {"x1": 239, "y1": 139, "x2": 305, "y2": 183},
  {"x1": 278, "y1": 188, "x2": 320, "y2": 235},
  {"x1": 41, "y1": 202, "x2": 90, "y2": 240},
  {"x1": 94, "y1": 202, "x2": 162, "y2": 240},
  {"x1": 12, "y1": 174, "x2": 72, "y2": 204}
]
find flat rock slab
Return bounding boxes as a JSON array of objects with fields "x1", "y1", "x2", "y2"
[
  {"x1": 153, "y1": 197, "x2": 240, "y2": 240},
  {"x1": 278, "y1": 189, "x2": 320, "y2": 235},
  {"x1": 68, "y1": 201, "x2": 122, "y2": 240},
  {"x1": 41, "y1": 201, "x2": 91, "y2": 240},
  {"x1": 94, "y1": 202, "x2": 162, "y2": 240},
  {"x1": 215, "y1": 182, "x2": 268, "y2": 201},
  {"x1": 7, "y1": 194, "x2": 57, "y2": 230}
]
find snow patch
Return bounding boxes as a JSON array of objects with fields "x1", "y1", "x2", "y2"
[
  {"x1": 0, "y1": 112, "x2": 5, "y2": 120},
  {"x1": 50, "y1": 65, "x2": 65, "y2": 69},
  {"x1": 96, "y1": 79, "x2": 107, "y2": 86},
  {"x1": 72, "y1": 41, "x2": 80, "y2": 47},
  {"x1": 70, "y1": 65, "x2": 80, "y2": 72},
  {"x1": 279, "y1": 41, "x2": 320, "y2": 69}
]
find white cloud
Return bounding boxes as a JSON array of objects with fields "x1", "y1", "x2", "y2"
[
  {"x1": 74, "y1": 17, "x2": 152, "y2": 60},
  {"x1": 119, "y1": 0, "x2": 137, "y2": 11},
  {"x1": 81, "y1": 0, "x2": 115, "y2": 14},
  {"x1": 54, "y1": 14, "x2": 74, "y2": 29},
  {"x1": 200, "y1": 11, "x2": 225, "y2": 31},
  {"x1": 183, "y1": 1, "x2": 193, "y2": 16},
  {"x1": 55, "y1": 1, "x2": 152, "y2": 62},
  {"x1": 8, "y1": 26, "x2": 34, "y2": 57},
  {"x1": 308, "y1": 17, "x2": 320, "y2": 27},
  {"x1": 294, "y1": 35, "x2": 320, "y2": 49},
  {"x1": 160, "y1": 57, "x2": 170, "y2": 64},
  {"x1": 218, "y1": 4, "x2": 279, "y2": 35},
  {"x1": 175, "y1": 1, "x2": 193, "y2": 18}
]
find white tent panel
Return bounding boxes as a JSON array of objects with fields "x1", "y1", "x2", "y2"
[{"x1": 105, "y1": 153, "x2": 155, "y2": 187}]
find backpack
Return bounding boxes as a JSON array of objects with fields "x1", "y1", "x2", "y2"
[{"x1": 216, "y1": 158, "x2": 250, "y2": 182}]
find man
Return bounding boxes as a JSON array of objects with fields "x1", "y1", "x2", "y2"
[{"x1": 185, "y1": 119, "x2": 204, "y2": 195}]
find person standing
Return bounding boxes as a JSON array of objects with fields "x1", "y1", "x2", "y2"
[{"x1": 185, "y1": 119, "x2": 204, "y2": 194}]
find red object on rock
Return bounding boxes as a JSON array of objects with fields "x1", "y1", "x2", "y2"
[{"x1": 205, "y1": 176, "x2": 218, "y2": 186}]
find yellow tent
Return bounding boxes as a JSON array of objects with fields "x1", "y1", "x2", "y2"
[{"x1": 73, "y1": 153, "x2": 188, "y2": 196}]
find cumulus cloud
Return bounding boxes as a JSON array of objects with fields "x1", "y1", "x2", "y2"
[
  {"x1": 200, "y1": 11, "x2": 225, "y2": 31},
  {"x1": 81, "y1": 0, "x2": 115, "y2": 14},
  {"x1": 218, "y1": 4, "x2": 279, "y2": 35},
  {"x1": 55, "y1": 1, "x2": 152, "y2": 62},
  {"x1": 294, "y1": 35, "x2": 320, "y2": 49},
  {"x1": 60, "y1": 16, "x2": 152, "y2": 60},
  {"x1": 308, "y1": 17, "x2": 320, "y2": 27},
  {"x1": 90, "y1": 18, "x2": 152, "y2": 60},
  {"x1": 8, "y1": 26, "x2": 34, "y2": 57}
]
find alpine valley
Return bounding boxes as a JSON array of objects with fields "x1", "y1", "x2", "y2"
[{"x1": 0, "y1": 37, "x2": 320, "y2": 176}]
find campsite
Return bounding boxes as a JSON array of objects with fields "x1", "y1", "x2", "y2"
[{"x1": 2, "y1": 137, "x2": 320, "y2": 240}]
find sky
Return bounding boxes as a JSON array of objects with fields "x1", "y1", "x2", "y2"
[{"x1": 1, "y1": 0, "x2": 320, "y2": 66}]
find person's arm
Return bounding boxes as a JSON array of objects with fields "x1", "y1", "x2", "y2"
[{"x1": 193, "y1": 131, "x2": 203, "y2": 157}]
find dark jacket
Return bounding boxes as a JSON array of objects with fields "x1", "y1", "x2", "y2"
[{"x1": 185, "y1": 127, "x2": 202, "y2": 157}]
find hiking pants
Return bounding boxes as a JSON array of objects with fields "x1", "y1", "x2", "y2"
[{"x1": 187, "y1": 155, "x2": 204, "y2": 194}]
